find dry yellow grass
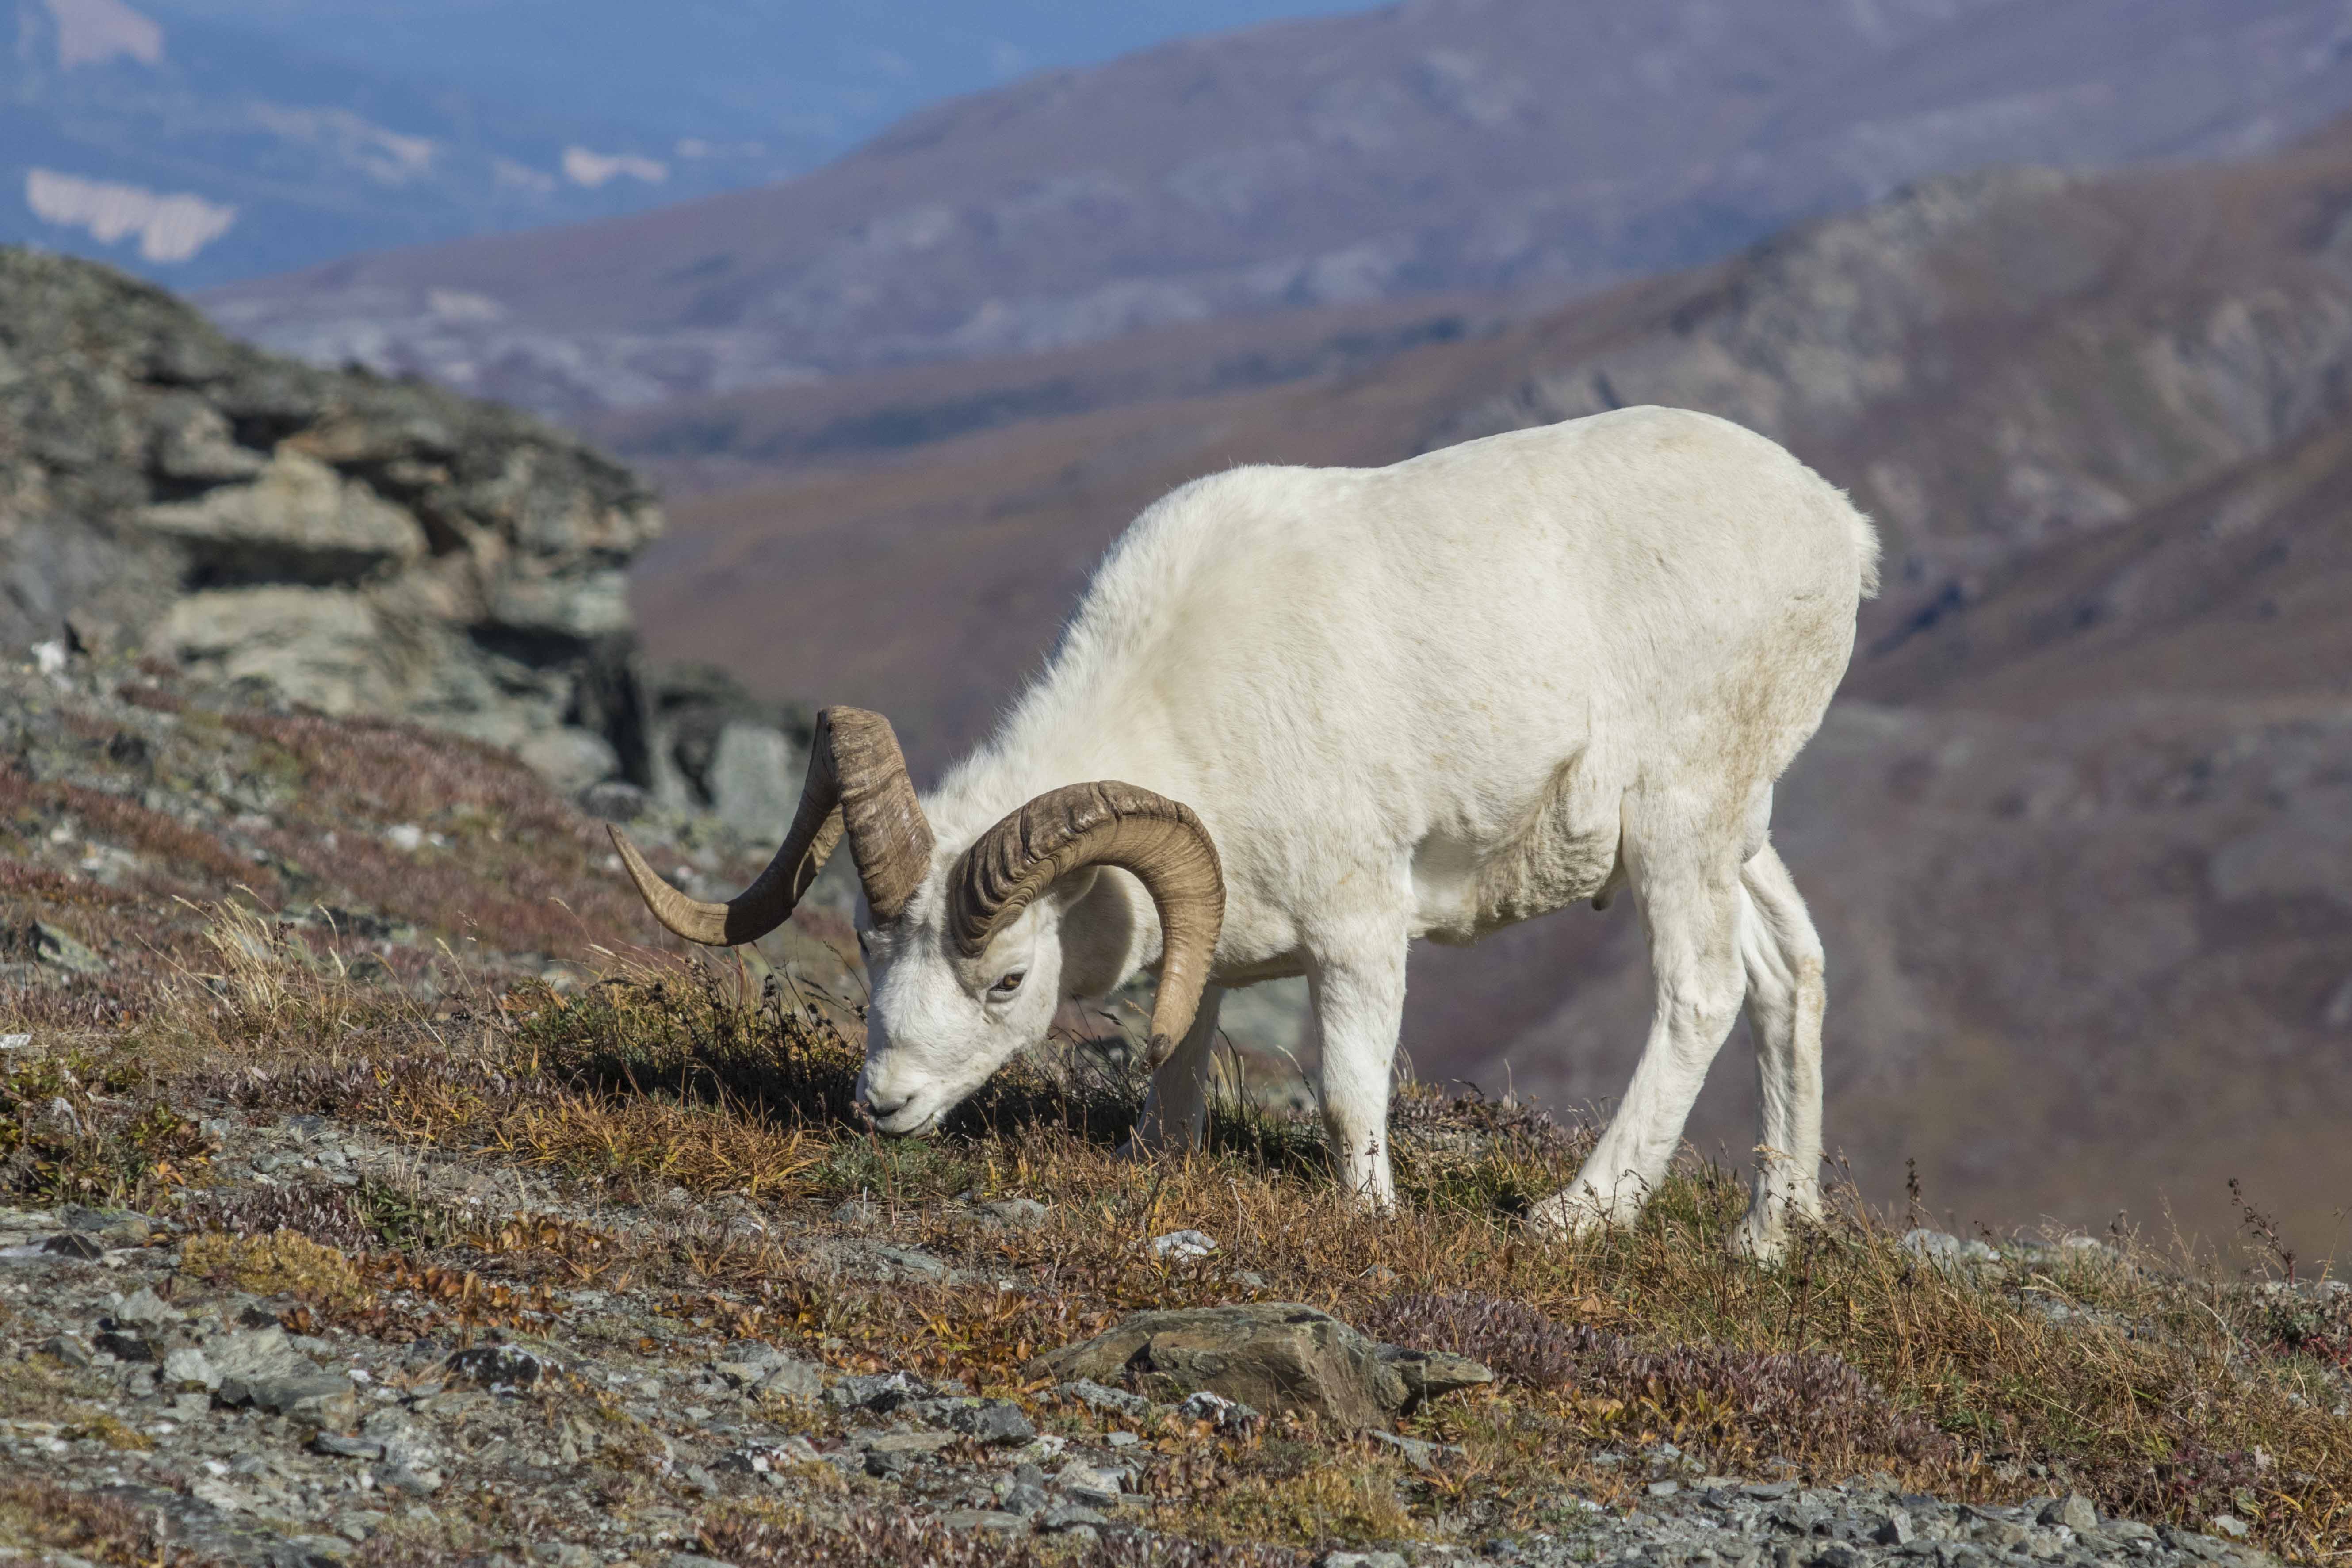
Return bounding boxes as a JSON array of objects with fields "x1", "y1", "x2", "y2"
[{"x1": 14, "y1": 922, "x2": 2352, "y2": 1560}]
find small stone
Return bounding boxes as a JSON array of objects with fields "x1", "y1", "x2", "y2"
[
  {"x1": 530, "y1": 1546, "x2": 597, "y2": 1568},
  {"x1": 1035, "y1": 1301, "x2": 1451, "y2": 1430},
  {"x1": 1000, "y1": 1481, "x2": 1049, "y2": 1516},
  {"x1": 941, "y1": 1510, "x2": 1025, "y2": 1533},
  {"x1": 2207, "y1": 1515, "x2": 2249, "y2": 1541},
  {"x1": 1365, "y1": 1429, "x2": 1461, "y2": 1471},
  {"x1": 375, "y1": 1463, "x2": 443, "y2": 1497},
  {"x1": 945, "y1": 1399, "x2": 1036, "y2": 1445},
  {"x1": 1175, "y1": 1388, "x2": 1259, "y2": 1429},
  {"x1": 2037, "y1": 1495, "x2": 2097, "y2": 1534},
  {"x1": 1319, "y1": 1554, "x2": 1410, "y2": 1568},
  {"x1": 830, "y1": 1197, "x2": 882, "y2": 1226},
  {"x1": 43, "y1": 1333, "x2": 93, "y2": 1366},
  {"x1": 976, "y1": 1197, "x2": 1048, "y2": 1228},
  {"x1": 29, "y1": 921, "x2": 108, "y2": 975},
  {"x1": 1040, "y1": 1503, "x2": 1109, "y2": 1532},
  {"x1": 65, "y1": 1206, "x2": 151, "y2": 1245},
  {"x1": 749, "y1": 1360, "x2": 821, "y2": 1401},
  {"x1": 1059, "y1": 1378, "x2": 1155, "y2": 1419},
  {"x1": 1903, "y1": 1228, "x2": 1961, "y2": 1254},
  {"x1": 1054, "y1": 1460, "x2": 1123, "y2": 1508},
  {"x1": 1377, "y1": 1342, "x2": 1497, "y2": 1411},
  {"x1": 113, "y1": 1287, "x2": 175, "y2": 1327},
  {"x1": 162, "y1": 1346, "x2": 221, "y2": 1392},
  {"x1": 94, "y1": 1328, "x2": 154, "y2": 1362},
  {"x1": 869, "y1": 1243, "x2": 950, "y2": 1281},
  {"x1": 1148, "y1": 1228, "x2": 1218, "y2": 1259},
  {"x1": 826, "y1": 1369, "x2": 929, "y2": 1412},
  {"x1": 444, "y1": 1344, "x2": 551, "y2": 1391},
  {"x1": 1875, "y1": 1513, "x2": 1916, "y2": 1545},
  {"x1": 239, "y1": 1373, "x2": 360, "y2": 1425},
  {"x1": 315, "y1": 1432, "x2": 385, "y2": 1459},
  {"x1": 41, "y1": 1232, "x2": 106, "y2": 1259},
  {"x1": 1106, "y1": 1430, "x2": 1140, "y2": 1447},
  {"x1": 862, "y1": 1430, "x2": 955, "y2": 1476},
  {"x1": 1648, "y1": 1480, "x2": 1682, "y2": 1498}
]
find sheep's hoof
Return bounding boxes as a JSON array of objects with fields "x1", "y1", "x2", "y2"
[
  {"x1": 1725, "y1": 1212, "x2": 1789, "y2": 1263},
  {"x1": 1526, "y1": 1188, "x2": 1620, "y2": 1239}
]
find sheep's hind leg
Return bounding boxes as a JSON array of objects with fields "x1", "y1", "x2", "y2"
[
  {"x1": 1310, "y1": 932, "x2": 1408, "y2": 1212},
  {"x1": 1533, "y1": 809, "x2": 1746, "y2": 1237},
  {"x1": 1123, "y1": 986, "x2": 1225, "y2": 1157},
  {"x1": 1726, "y1": 843, "x2": 1826, "y2": 1262}
]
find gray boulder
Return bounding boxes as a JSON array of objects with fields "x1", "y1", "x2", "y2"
[
  {"x1": 1032, "y1": 1302, "x2": 1492, "y2": 1431},
  {"x1": 705, "y1": 722, "x2": 804, "y2": 841}
]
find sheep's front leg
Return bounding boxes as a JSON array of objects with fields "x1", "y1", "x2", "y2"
[
  {"x1": 1309, "y1": 935, "x2": 1407, "y2": 1212},
  {"x1": 1126, "y1": 986, "x2": 1225, "y2": 1156},
  {"x1": 1535, "y1": 827, "x2": 1745, "y2": 1235}
]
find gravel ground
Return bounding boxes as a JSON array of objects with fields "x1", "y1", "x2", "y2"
[{"x1": 0, "y1": 1108, "x2": 2290, "y2": 1568}]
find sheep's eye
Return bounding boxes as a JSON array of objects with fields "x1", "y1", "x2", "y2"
[{"x1": 991, "y1": 971, "x2": 1025, "y2": 996}]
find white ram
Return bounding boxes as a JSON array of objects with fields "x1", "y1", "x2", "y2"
[{"x1": 613, "y1": 406, "x2": 1879, "y2": 1257}]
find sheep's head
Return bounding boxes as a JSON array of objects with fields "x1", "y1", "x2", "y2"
[{"x1": 608, "y1": 707, "x2": 1223, "y2": 1136}]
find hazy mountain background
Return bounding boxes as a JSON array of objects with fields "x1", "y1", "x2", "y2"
[
  {"x1": 207, "y1": 0, "x2": 2352, "y2": 414},
  {"x1": 3, "y1": 0, "x2": 1360, "y2": 286},
  {"x1": 147, "y1": 0, "x2": 1377, "y2": 154},
  {"x1": 8, "y1": 0, "x2": 2352, "y2": 1255}
]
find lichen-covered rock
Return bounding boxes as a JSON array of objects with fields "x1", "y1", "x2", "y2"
[
  {"x1": 1030, "y1": 1302, "x2": 1492, "y2": 1431},
  {"x1": 0, "y1": 247, "x2": 663, "y2": 782}
]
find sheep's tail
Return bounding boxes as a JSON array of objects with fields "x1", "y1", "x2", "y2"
[{"x1": 1843, "y1": 496, "x2": 1883, "y2": 600}]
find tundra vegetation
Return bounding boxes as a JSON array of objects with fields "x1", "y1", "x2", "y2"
[{"x1": 1, "y1": 653, "x2": 2348, "y2": 1567}]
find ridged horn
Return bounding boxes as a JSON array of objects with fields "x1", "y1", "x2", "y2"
[
  {"x1": 610, "y1": 706, "x2": 934, "y2": 945},
  {"x1": 949, "y1": 782, "x2": 1223, "y2": 1064}
]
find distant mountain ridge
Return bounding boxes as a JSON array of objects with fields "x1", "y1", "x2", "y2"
[
  {"x1": 208, "y1": 0, "x2": 2352, "y2": 415},
  {"x1": 0, "y1": 0, "x2": 809, "y2": 286}
]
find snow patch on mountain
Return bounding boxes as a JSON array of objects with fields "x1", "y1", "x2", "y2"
[
  {"x1": 243, "y1": 104, "x2": 437, "y2": 185},
  {"x1": 561, "y1": 148, "x2": 668, "y2": 188},
  {"x1": 24, "y1": 170, "x2": 236, "y2": 263}
]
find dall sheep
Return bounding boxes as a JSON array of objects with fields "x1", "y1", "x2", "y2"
[{"x1": 613, "y1": 406, "x2": 1879, "y2": 1258}]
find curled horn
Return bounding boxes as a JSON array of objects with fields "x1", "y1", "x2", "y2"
[
  {"x1": 609, "y1": 706, "x2": 934, "y2": 945},
  {"x1": 949, "y1": 782, "x2": 1223, "y2": 1065}
]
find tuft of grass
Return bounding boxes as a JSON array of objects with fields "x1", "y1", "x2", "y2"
[
  {"x1": 0, "y1": 1476, "x2": 165, "y2": 1564},
  {"x1": 181, "y1": 1227, "x2": 371, "y2": 1305},
  {"x1": 1166, "y1": 1445, "x2": 1422, "y2": 1548},
  {"x1": 0, "y1": 1046, "x2": 213, "y2": 1205}
]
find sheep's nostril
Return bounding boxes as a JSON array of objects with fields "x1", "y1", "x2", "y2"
[{"x1": 863, "y1": 1095, "x2": 910, "y2": 1121}]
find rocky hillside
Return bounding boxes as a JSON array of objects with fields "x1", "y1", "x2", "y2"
[
  {"x1": 621, "y1": 122, "x2": 2352, "y2": 1254},
  {"x1": 0, "y1": 668, "x2": 2345, "y2": 1564},
  {"x1": 0, "y1": 247, "x2": 838, "y2": 839},
  {"x1": 203, "y1": 0, "x2": 2352, "y2": 414}
]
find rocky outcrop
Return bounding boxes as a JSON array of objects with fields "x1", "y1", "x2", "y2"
[
  {"x1": 0, "y1": 246, "x2": 828, "y2": 814},
  {"x1": 1032, "y1": 1303, "x2": 1493, "y2": 1431}
]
